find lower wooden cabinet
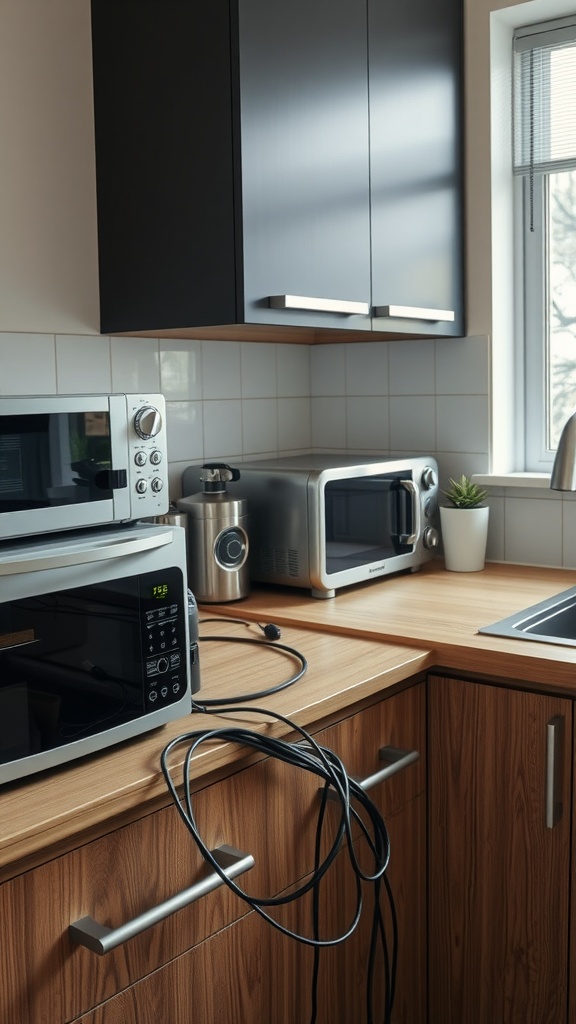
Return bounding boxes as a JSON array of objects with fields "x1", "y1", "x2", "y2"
[
  {"x1": 428, "y1": 674, "x2": 572, "y2": 1024},
  {"x1": 0, "y1": 682, "x2": 426, "y2": 1024}
]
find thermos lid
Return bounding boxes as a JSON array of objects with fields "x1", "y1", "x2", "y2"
[{"x1": 177, "y1": 462, "x2": 248, "y2": 519}]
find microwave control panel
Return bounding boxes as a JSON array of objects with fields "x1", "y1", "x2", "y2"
[{"x1": 141, "y1": 571, "x2": 187, "y2": 709}]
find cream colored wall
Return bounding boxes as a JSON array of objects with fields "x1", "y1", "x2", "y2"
[{"x1": 0, "y1": 0, "x2": 98, "y2": 334}]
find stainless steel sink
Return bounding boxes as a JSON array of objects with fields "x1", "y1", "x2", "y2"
[{"x1": 479, "y1": 585, "x2": 576, "y2": 648}]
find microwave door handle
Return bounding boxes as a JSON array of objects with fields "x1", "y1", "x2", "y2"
[
  {"x1": 0, "y1": 530, "x2": 173, "y2": 576},
  {"x1": 399, "y1": 479, "x2": 420, "y2": 545}
]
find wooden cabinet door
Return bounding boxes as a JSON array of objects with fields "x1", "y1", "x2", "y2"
[
  {"x1": 0, "y1": 745, "x2": 333, "y2": 1024},
  {"x1": 306, "y1": 681, "x2": 427, "y2": 1023},
  {"x1": 77, "y1": 682, "x2": 426, "y2": 1024},
  {"x1": 428, "y1": 675, "x2": 572, "y2": 1024},
  {"x1": 369, "y1": 0, "x2": 465, "y2": 337}
]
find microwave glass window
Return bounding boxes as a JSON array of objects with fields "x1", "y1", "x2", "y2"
[
  {"x1": 0, "y1": 568, "x2": 186, "y2": 765},
  {"x1": 324, "y1": 472, "x2": 414, "y2": 574},
  {"x1": 0, "y1": 411, "x2": 113, "y2": 512}
]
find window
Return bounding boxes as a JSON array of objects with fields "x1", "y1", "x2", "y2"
[{"x1": 513, "y1": 16, "x2": 576, "y2": 471}]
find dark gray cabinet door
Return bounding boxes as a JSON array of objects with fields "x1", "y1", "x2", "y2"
[
  {"x1": 91, "y1": 0, "x2": 464, "y2": 340},
  {"x1": 369, "y1": 0, "x2": 465, "y2": 337},
  {"x1": 237, "y1": 0, "x2": 372, "y2": 332}
]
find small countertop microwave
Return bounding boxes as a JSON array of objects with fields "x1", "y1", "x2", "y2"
[
  {"x1": 182, "y1": 454, "x2": 440, "y2": 598},
  {"x1": 0, "y1": 393, "x2": 169, "y2": 542}
]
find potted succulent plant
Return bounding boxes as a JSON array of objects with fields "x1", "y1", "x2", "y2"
[{"x1": 439, "y1": 475, "x2": 489, "y2": 572}]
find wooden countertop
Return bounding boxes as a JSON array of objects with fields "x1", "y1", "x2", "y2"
[
  {"x1": 4, "y1": 558, "x2": 576, "y2": 880},
  {"x1": 0, "y1": 624, "x2": 429, "y2": 881},
  {"x1": 205, "y1": 560, "x2": 576, "y2": 692}
]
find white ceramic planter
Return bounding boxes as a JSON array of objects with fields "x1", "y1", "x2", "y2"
[{"x1": 439, "y1": 505, "x2": 489, "y2": 572}]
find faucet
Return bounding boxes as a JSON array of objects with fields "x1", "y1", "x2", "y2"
[{"x1": 551, "y1": 409, "x2": 576, "y2": 490}]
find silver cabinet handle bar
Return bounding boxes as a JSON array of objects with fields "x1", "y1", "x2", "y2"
[
  {"x1": 546, "y1": 716, "x2": 565, "y2": 829},
  {"x1": 358, "y1": 745, "x2": 420, "y2": 791},
  {"x1": 269, "y1": 294, "x2": 370, "y2": 316},
  {"x1": 321, "y1": 744, "x2": 420, "y2": 803},
  {"x1": 374, "y1": 304, "x2": 455, "y2": 322},
  {"x1": 69, "y1": 844, "x2": 255, "y2": 955}
]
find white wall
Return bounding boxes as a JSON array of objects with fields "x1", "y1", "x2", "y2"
[{"x1": 1, "y1": 0, "x2": 576, "y2": 568}]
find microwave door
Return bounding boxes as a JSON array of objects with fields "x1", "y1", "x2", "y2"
[
  {"x1": 0, "y1": 401, "x2": 131, "y2": 540},
  {"x1": 323, "y1": 474, "x2": 416, "y2": 576}
]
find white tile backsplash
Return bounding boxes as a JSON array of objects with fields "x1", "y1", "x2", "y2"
[
  {"x1": 110, "y1": 336, "x2": 160, "y2": 392},
  {"x1": 310, "y1": 343, "x2": 346, "y2": 396},
  {"x1": 278, "y1": 396, "x2": 311, "y2": 450},
  {"x1": 0, "y1": 333, "x2": 57, "y2": 394},
  {"x1": 390, "y1": 395, "x2": 436, "y2": 451},
  {"x1": 346, "y1": 396, "x2": 389, "y2": 450},
  {"x1": 435, "y1": 335, "x2": 489, "y2": 394},
  {"x1": 437, "y1": 395, "x2": 489, "y2": 454},
  {"x1": 276, "y1": 344, "x2": 311, "y2": 397},
  {"x1": 504, "y1": 496, "x2": 563, "y2": 566},
  {"x1": 165, "y1": 400, "x2": 204, "y2": 463},
  {"x1": 389, "y1": 340, "x2": 435, "y2": 395},
  {"x1": 203, "y1": 399, "x2": 243, "y2": 459},
  {"x1": 344, "y1": 341, "x2": 388, "y2": 395},
  {"x1": 56, "y1": 334, "x2": 112, "y2": 393},
  {"x1": 240, "y1": 342, "x2": 277, "y2": 399},
  {"x1": 242, "y1": 397, "x2": 278, "y2": 454},
  {"x1": 160, "y1": 339, "x2": 202, "y2": 400},
  {"x1": 201, "y1": 340, "x2": 241, "y2": 399},
  {"x1": 311, "y1": 396, "x2": 347, "y2": 447},
  {"x1": 3, "y1": 326, "x2": 572, "y2": 570}
]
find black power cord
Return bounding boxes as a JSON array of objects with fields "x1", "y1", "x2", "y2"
[
  {"x1": 162, "y1": 626, "x2": 398, "y2": 1024},
  {"x1": 196, "y1": 622, "x2": 307, "y2": 705}
]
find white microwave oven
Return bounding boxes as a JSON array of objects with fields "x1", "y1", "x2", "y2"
[
  {"x1": 184, "y1": 454, "x2": 439, "y2": 599},
  {"x1": 0, "y1": 523, "x2": 196, "y2": 785},
  {"x1": 0, "y1": 393, "x2": 169, "y2": 542}
]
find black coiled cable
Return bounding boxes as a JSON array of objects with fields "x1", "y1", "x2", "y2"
[{"x1": 161, "y1": 700, "x2": 398, "y2": 1024}]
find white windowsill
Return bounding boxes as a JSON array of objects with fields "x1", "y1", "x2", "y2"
[{"x1": 473, "y1": 472, "x2": 551, "y2": 489}]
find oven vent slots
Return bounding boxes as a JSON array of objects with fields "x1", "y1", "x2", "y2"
[{"x1": 256, "y1": 547, "x2": 299, "y2": 578}]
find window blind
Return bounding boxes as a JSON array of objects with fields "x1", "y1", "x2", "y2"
[{"x1": 513, "y1": 15, "x2": 576, "y2": 177}]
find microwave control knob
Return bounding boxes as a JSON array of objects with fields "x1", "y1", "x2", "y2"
[
  {"x1": 423, "y1": 526, "x2": 439, "y2": 550},
  {"x1": 151, "y1": 477, "x2": 164, "y2": 493},
  {"x1": 136, "y1": 479, "x2": 148, "y2": 494},
  {"x1": 134, "y1": 405, "x2": 162, "y2": 440},
  {"x1": 421, "y1": 466, "x2": 438, "y2": 490}
]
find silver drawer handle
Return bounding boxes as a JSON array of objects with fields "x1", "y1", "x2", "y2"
[
  {"x1": 322, "y1": 745, "x2": 420, "y2": 802},
  {"x1": 69, "y1": 844, "x2": 254, "y2": 955},
  {"x1": 546, "y1": 716, "x2": 565, "y2": 829},
  {"x1": 374, "y1": 304, "x2": 455, "y2": 322},
  {"x1": 269, "y1": 294, "x2": 370, "y2": 316},
  {"x1": 358, "y1": 745, "x2": 420, "y2": 791}
]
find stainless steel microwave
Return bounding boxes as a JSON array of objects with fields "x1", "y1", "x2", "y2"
[
  {"x1": 0, "y1": 523, "x2": 195, "y2": 785},
  {"x1": 209, "y1": 454, "x2": 440, "y2": 598},
  {"x1": 0, "y1": 393, "x2": 169, "y2": 542}
]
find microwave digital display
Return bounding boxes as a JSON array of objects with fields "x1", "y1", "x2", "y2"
[
  {"x1": 0, "y1": 566, "x2": 186, "y2": 768},
  {"x1": 0, "y1": 412, "x2": 113, "y2": 513}
]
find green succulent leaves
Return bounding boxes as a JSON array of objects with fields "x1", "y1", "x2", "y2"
[{"x1": 442, "y1": 475, "x2": 488, "y2": 509}]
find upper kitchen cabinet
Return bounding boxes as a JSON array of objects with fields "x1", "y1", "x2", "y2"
[
  {"x1": 90, "y1": 0, "x2": 464, "y2": 344},
  {"x1": 369, "y1": 0, "x2": 465, "y2": 338}
]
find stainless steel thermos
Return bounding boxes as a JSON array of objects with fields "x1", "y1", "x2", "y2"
[{"x1": 177, "y1": 463, "x2": 250, "y2": 603}]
